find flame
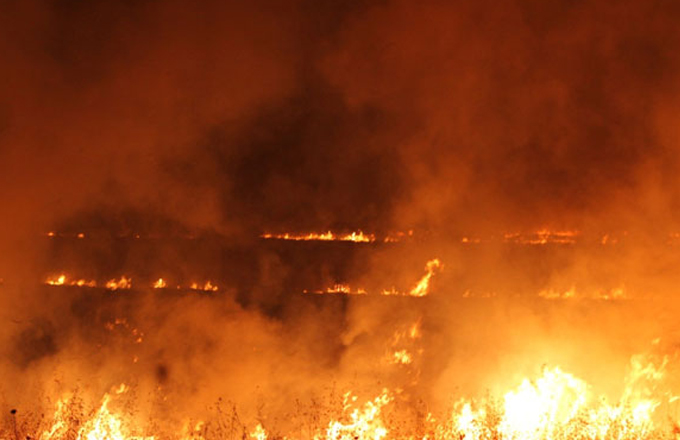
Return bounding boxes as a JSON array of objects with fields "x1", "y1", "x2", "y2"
[
  {"x1": 391, "y1": 349, "x2": 413, "y2": 365},
  {"x1": 408, "y1": 258, "x2": 441, "y2": 297},
  {"x1": 190, "y1": 281, "x2": 219, "y2": 292},
  {"x1": 152, "y1": 278, "x2": 167, "y2": 289},
  {"x1": 448, "y1": 359, "x2": 667, "y2": 440},
  {"x1": 261, "y1": 230, "x2": 376, "y2": 242},
  {"x1": 41, "y1": 384, "x2": 153, "y2": 440},
  {"x1": 46, "y1": 274, "x2": 66, "y2": 286},
  {"x1": 307, "y1": 259, "x2": 441, "y2": 297},
  {"x1": 249, "y1": 423, "x2": 268, "y2": 440},
  {"x1": 322, "y1": 390, "x2": 392, "y2": 440},
  {"x1": 33, "y1": 355, "x2": 673, "y2": 440},
  {"x1": 503, "y1": 229, "x2": 580, "y2": 245},
  {"x1": 305, "y1": 284, "x2": 368, "y2": 295},
  {"x1": 105, "y1": 277, "x2": 132, "y2": 291},
  {"x1": 45, "y1": 274, "x2": 96, "y2": 288}
]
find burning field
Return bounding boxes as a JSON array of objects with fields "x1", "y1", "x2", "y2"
[{"x1": 4, "y1": 0, "x2": 680, "y2": 439}]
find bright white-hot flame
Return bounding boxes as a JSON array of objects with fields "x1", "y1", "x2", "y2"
[
  {"x1": 448, "y1": 358, "x2": 668, "y2": 440},
  {"x1": 249, "y1": 423, "x2": 267, "y2": 440},
  {"x1": 391, "y1": 349, "x2": 412, "y2": 365},
  {"x1": 153, "y1": 278, "x2": 167, "y2": 289},
  {"x1": 322, "y1": 390, "x2": 392, "y2": 440},
  {"x1": 499, "y1": 367, "x2": 588, "y2": 439},
  {"x1": 46, "y1": 274, "x2": 66, "y2": 286}
]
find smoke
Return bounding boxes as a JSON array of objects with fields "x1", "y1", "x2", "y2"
[{"x1": 2, "y1": 0, "x2": 680, "y2": 436}]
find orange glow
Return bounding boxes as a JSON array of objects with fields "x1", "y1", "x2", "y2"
[{"x1": 152, "y1": 278, "x2": 167, "y2": 289}]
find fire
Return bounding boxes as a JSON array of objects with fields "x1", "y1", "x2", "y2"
[
  {"x1": 408, "y1": 258, "x2": 441, "y2": 297},
  {"x1": 46, "y1": 274, "x2": 66, "y2": 286},
  {"x1": 45, "y1": 274, "x2": 96, "y2": 288},
  {"x1": 503, "y1": 229, "x2": 580, "y2": 245},
  {"x1": 261, "y1": 230, "x2": 376, "y2": 242},
  {"x1": 390, "y1": 349, "x2": 412, "y2": 365},
  {"x1": 27, "y1": 354, "x2": 675, "y2": 440},
  {"x1": 322, "y1": 390, "x2": 392, "y2": 440},
  {"x1": 385, "y1": 319, "x2": 422, "y2": 366},
  {"x1": 152, "y1": 278, "x2": 167, "y2": 289},
  {"x1": 190, "y1": 281, "x2": 219, "y2": 292},
  {"x1": 105, "y1": 276, "x2": 132, "y2": 291},
  {"x1": 307, "y1": 259, "x2": 441, "y2": 297},
  {"x1": 41, "y1": 384, "x2": 152, "y2": 440},
  {"x1": 249, "y1": 423, "x2": 268, "y2": 440},
  {"x1": 445, "y1": 358, "x2": 669, "y2": 440}
]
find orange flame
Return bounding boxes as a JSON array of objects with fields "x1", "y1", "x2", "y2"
[{"x1": 261, "y1": 230, "x2": 376, "y2": 242}]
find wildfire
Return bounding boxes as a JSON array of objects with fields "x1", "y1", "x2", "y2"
[
  {"x1": 152, "y1": 278, "x2": 167, "y2": 289},
  {"x1": 45, "y1": 274, "x2": 96, "y2": 288},
  {"x1": 503, "y1": 229, "x2": 580, "y2": 245},
  {"x1": 385, "y1": 319, "x2": 422, "y2": 366},
  {"x1": 307, "y1": 259, "x2": 441, "y2": 297},
  {"x1": 23, "y1": 352, "x2": 676, "y2": 440},
  {"x1": 407, "y1": 258, "x2": 441, "y2": 297},
  {"x1": 105, "y1": 277, "x2": 133, "y2": 291},
  {"x1": 41, "y1": 384, "x2": 152, "y2": 440},
  {"x1": 447, "y1": 361, "x2": 667, "y2": 440},
  {"x1": 249, "y1": 424, "x2": 268, "y2": 440},
  {"x1": 322, "y1": 390, "x2": 392, "y2": 440},
  {"x1": 190, "y1": 281, "x2": 219, "y2": 292},
  {"x1": 261, "y1": 230, "x2": 376, "y2": 242},
  {"x1": 42, "y1": 274, "x2": 222, "y2": 292}
]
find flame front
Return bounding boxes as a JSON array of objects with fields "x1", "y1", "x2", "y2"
[
  {"x1": 41, "y1": 384, "x2": 153, "y2": 440},
  {"x1": 322, "y1": 390, "x2": 392, "y2": 440}
]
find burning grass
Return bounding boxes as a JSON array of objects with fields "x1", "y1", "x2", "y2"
[{"x1": 4, "y1": 356, "x2": 679, "y2": 440}]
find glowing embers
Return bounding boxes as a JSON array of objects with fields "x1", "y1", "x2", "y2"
[
  {"x1": 305, "y1": 259, "x2": 441, "y2": 297},
  {"x1": 41, "y1": 384, "x2": 153, "y2": 440}
]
